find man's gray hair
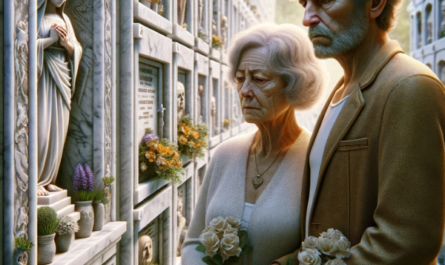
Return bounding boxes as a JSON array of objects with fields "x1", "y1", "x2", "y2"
[
  {"x1": 227, "y1": 23, "x2": 326, "y2": 110},
  {"x1": 376, "y1": 0, "x2": 403, "y2": 31}
]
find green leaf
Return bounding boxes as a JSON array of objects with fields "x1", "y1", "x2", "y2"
[
  {"x1": 196, "y1": 244, "x2": 207, "y2": 254},
  {"x1": 241, "y1": 244, "x2": 253, "y2": 255},
  {"x1": 285, "y1": 251, "x2": 298, "y2": 265},
  {"x1": 211, "y1": 254, "x2": 224, "y2": 265},
  {"x1": 239, "y1": 230, "x2": 248, "y2": 248},
  {"x1": 202, "y1": 256, "x2": 218, "y2": 265},
  {"x1": 227, "y1": 255, "x2": 240, "y2": 264}
]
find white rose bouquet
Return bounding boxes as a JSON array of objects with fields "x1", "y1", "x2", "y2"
[
  {"x1": 196, "y1": 216, "x2": 252, "y2": 265},
  {"x1": 286, "y1": 228, "x2": 351, "y2": 265}
]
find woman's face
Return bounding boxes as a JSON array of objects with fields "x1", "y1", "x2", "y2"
[
  {"x1": 49, "y1": 0, "x2": 66, "y2": 8},
  {"x1": 235, "y1": 47, "x2": 289, "y2": 124}
]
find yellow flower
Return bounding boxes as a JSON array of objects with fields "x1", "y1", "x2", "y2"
[
  {"x1": 157, "y1": 143, "x2": 168, "y2": 155},
  {"x1": 165, "y1": 146, "x2": 173, "y2": 155},
  {"x1": 179, "y1": 135, "x2": 188, "y2": 145},
  {"x1": 192, "y1": 132, "x2": 200, "y2": 139},
  {"x1": 145, "y1": 151, "x2": 156, "y2": 163},
  {"x1": 182, "y1": 125, "x2": 192, "y2": 136}
]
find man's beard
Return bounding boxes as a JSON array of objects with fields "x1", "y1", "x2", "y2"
[{"x1": 309, "y1": 12, "x2": 369, "y2": 58}]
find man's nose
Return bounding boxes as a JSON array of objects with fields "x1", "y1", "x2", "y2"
[{"x1": 302, "y1": 2, "x2": 321, "y2": 27}]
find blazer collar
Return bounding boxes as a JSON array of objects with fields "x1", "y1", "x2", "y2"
[{"x1": 303, "y1": 40, "x2": 403, "y2": 230}]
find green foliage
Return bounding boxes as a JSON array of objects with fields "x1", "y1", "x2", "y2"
[
  {"x1": 92, "y1": 189, "x2": 104, "y2": 202},
  {"x1": 15, "y1": 237, "x2": 34, "y2": 251},
  {"x1": 37, "y1": 207, "x2": 59, "y2": 236},
  {"x1": 76, "y1": 190, "x2": 95, "y2": 201},
  {"x1": 102, "y1": 176, "x2": 115, "y2": 185}
]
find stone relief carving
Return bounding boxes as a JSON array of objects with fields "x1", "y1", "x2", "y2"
[
  {"x1": 104, "y1": 0, "x2": 113, "y2": 223},
  {"x1": 138, "y1": 235, "x2": 154, "y2": 265},
  {"x1": 221, "y1": 15, "x2": 228, "y2": 49},
  {"x1": 177, "y1": 81, "x2": 185, "y2": 121},
  {"x1": 176, "y1": 189, "x2": 187, "y2": 256},
  {"x1": 14, "y1": 0, "x2": 30, "y2": 243},
  {"x1": 37, "y1": 0, "x2": 83, "y2": 196},
  {"x1": 197, "y1": 84, "x2": 204, "y2": 122}
]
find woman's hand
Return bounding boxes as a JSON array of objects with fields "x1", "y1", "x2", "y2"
[
  {"x1": 53, "y1": 24, "x2": 75, "y2": 59},
  {"x1": 49, "y1": 24, "x2": 59, "y2": 43}
]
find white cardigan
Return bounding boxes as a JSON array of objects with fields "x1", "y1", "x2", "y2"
[{"x1": 182, "y1": 129, "x2": 311, "y2": 265}]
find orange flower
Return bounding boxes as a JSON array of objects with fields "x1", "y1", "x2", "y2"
[
  {"x1": 192, "y1": 132, "x2": 200, "y2": 139},
  {"x1": 173, "y1": 152, "x2": 180, "y2": 159},
  {"x1": 157, "y1": 143, "x2": 168, "y2": 155},
  {"x1": 182, "y1": 125, "x2": 191, "y2": 136},
  {"x1": 165, "y1": 146, "x2": 173, "y2": 155},
  {"x1": 196, "y1": 142, "x2": 202, "y2": 147},
  {"x1": 145, "y1": 151, "x2": 156, "y2": 162},
  {"x1": 176, "y1": 159, "x2": 182, "y2": 167},
  {"x1": 179, "y1": 135, "x2": 188, "y2": 145},
  {"x1": 149, "y1": 147, "x2": 156, "y2": 152}
]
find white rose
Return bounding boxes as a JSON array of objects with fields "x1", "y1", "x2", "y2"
[
  {"x1": 224, "y1": 226, "x2": 239, "y2": 236},
  {"x1": 202, "y1": 225, "x2": 215, "y2": 234},
  {"x1": 200, "y1": 230, "x2": 220, "y2": 257},
  {"x1": 210, "y1": 216, "x2": 230, "y2": 232},
  {"x1": 317, "y1": 236, "x2": 335, "y2": 256},
  {"x1": 298, "y1": 249, "x2": 322, "y2": 265},
  {"x1": 325, "y1": 258, "x2": 347, "y2": 265},
  {"x1": 220, "y1": 233, "x2": 242, "y2": 260},
  {"x1": 302, "y1": 236, "x2": 319, "y2": 250},
  {"x1": 326, "y1": 229, "x2": 343, "y2": 241},
  {"x1": 330, "y1": 236, "x2": 351, "y2": 259},
  {"x1": 225, "y1": 216, "x2": 242, "y2": 229}
]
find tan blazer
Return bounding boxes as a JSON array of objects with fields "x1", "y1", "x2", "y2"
[{"x1": 276, "y1": 41, "x2": 445, "y2": 265}]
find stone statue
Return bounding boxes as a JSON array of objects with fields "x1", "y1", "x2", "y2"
[
  {"x1": 212, "y1": 19, "x2": 217, "y2": 36},
  {"x1": 198, "y1": 0, "x2": 204, "y2": 31},
  {"x1": 197, "y1": 84, "x2": 204, "y2": 122},
  {"x1": 37, "y1": 0, "x2": 83, "y2": 196},
  {"x1": 427, "y1": 13, "x2": 433, "y2": 44},
  {"x1": 178, "y1": 0, "x2": 187, "y2": 26},
  {"x1": 221, "y1": 16, "x2": 228, "y2": 47},
  {"x1": 177, "y1": 81, "x2": 185, "y2": 121},
  {"x1": 138, "y1": 235, "x2": 154, "y2": 265},
  {"x1": 211, "y1": 96, "x2": 217, "y2": 134},
  {"x1": 176, "y1": 190, "x2": 187, "y2": 256}
]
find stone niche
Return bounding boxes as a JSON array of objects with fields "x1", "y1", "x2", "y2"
[
  {"x1": 134, "y1": 186, "x2": 172, "y2": 265},
  {"x1": 194, "y1": 52, "x2": 209, "y2": 125},
  {"x1": 175, "y1": 177, "x2": 193, "y2": 258},
  {"x1": 209, "y1": 60, "x2": 221, "y2": 146}
]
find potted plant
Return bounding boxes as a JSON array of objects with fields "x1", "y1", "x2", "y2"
[
  {"x1": 73, "y1": 164, "x2": 95, "y2": 238},
  {"x1": 37, "y1": 207, "x2": 59, "y2": 265},
  {"x1": 55, "y1": 215, "x2": 79, "y2": 253},
  {"x1": 14, "y1": 236, "x2": 34, "y2": 265},
  {"x1": 177, "y1": 115, "x2": 208, "y2": 159},
  {"x1": 92, "y1": 189, "x2": 105, "y2": 231}
]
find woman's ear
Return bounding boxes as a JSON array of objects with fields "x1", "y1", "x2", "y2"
[{"x1": 370, "y1": 0, "x2": 387, "y2": 19}]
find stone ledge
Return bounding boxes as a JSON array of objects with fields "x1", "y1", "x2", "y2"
[{"x1": 50, "y1": 222, "x2": 127, "y2": 265}]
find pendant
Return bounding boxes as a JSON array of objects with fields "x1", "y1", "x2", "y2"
[{"x1": 252, "y1": 175, "x2": 264, "y2": 189}]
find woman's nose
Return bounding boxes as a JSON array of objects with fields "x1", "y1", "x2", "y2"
[{"x1": 239, "y1": 79, "x2": 254, "y2": 98}]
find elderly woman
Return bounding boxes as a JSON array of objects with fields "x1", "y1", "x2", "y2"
[{"x1": 181, "y1": 24, "x2": 325, "y2": 265}]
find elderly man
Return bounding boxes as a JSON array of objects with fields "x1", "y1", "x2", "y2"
[{"x1": 273, "y1": 0, "x2": 445, "y2": 264}]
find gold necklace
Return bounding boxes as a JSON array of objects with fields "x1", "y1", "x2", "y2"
[{"x1": 252, "y1": 145, "x2": 282, "y2": 189}]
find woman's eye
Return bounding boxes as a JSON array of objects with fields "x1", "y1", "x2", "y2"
[{"x1": 255, "y1": 77, "x2": 266, "y2": 83}]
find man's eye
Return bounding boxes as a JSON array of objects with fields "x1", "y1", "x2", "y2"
[{"x1": 235, "y1": 77, "x2": 245, "y2": 83}]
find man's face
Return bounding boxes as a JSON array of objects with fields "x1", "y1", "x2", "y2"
[{"x1": 300, "y1": 0, "x2": 369, "y2": 58}]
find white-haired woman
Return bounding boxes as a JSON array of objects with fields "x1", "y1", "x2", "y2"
[{"x1": 181, "y1": 23, "x2": 326, "y2": 265}]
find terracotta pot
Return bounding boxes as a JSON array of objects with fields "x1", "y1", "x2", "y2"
[
  {"x1": 38, "y1": 234, "x2": 55, "y2": 265},
  {"x1": 75, "y1": 201, "x2": 94, "y2": 238},
  {"x1": 56, "y1": 233, "x2": 74, "y2": 253},
  {"x1": 93, "y1": 201, "x2": 104, "y2": 231}
]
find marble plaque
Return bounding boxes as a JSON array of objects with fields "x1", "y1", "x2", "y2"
[{"x1": 137, "y1": 60, "x2": 158, "y2": 141}]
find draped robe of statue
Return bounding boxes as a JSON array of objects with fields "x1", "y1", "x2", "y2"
[{"x1": 37, "y1": 1, "x2": 82, "y2": 193}]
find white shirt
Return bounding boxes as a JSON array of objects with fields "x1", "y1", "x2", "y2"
[
  {"x1": 305, "y1": 94, "x2": 350, "y2": 238},
  {"x1": 241, "y1": 202, "x2": 255, "y2": 230}
]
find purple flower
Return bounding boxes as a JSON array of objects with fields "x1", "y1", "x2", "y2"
[
  {"x1": 73, "y1": 164, "x2": 87, "y2": 192},
  {"x1": 141, "y1": 132, "x2": 158, "y2": 144},
  {"x1": 84, "y1": 164, "x2": 95, "y2": 191}
]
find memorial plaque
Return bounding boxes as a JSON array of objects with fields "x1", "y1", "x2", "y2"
[{"x1": 138, "y1": 61, "x2": 158, "y2": 141}]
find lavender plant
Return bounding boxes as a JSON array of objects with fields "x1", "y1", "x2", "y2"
[{"x1": 73, "y1": 164, "x2": 95, "y2": 201}]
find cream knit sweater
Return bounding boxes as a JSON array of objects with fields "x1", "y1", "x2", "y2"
[{"x1": 182, "y1": 129, "x2": 310, "y2": 265}]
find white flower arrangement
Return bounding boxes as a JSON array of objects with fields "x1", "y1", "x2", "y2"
[
  {"x1": 288, "y1": 229, "x2": 351, "y2": 265},
  {"x1": 55, "y1": 216, "x2": 79, "y2": 236},
  {"x1": 196, "y1": 216, "x2": 252, "y2": 265}
]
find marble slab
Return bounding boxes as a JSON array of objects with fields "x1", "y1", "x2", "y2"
[
  {"x1": 231, "y1": 126, "x2": 240, "y2": 137},
  {"x1": 178, "y1": 163, "x2": 194, "y2": 183},
  {"x1": 37, "y1": 197, "x2": 71, "y2": 212},
  {"x1": 209, "y1": 146, "x2": 218, "y2": 160},
  {"x1": 195, "y1": 53, "x2": 209, "y2": 75},
  {"x1": 195, "y1": 151, "x2": 208, "y2": 169},
  {"x1": 221, "y1": 131, "x2": 231, "y2": 141},
  {"x1": 134, "y1": 186, "x2": 172, "y2": 227},
  {"x1": 134, "y1": 0, "x2": 173, "y2": 35},
  {"x1": 210, "y1": 48, "x2": 221, "y2": 61},
  {"x1": 209, "y1": 134, "x2": 222, "y2": 148},
  {"x1": 194, "y1": 37, "x2": 210, "y2": 55},
  {"x1": 210, "y1": 60, "x2": 221, "y2": 79},
  {"x1": 134, "y1": 177, "x2": 170, "y2": 206},
  {"x1": 37, "y1": 190, "x2": 68, "y2": 205},
  {"x1": 173, "y1": 42, "x2": 194, "y2": 71},
  {"x1": 171, "y1": 24, "x2": 195, "y2": 47},
  {"x1": 133, "y1": 23, "x2": 172, "y2": 64},
  {"x1": 51, "y1": 222, "x2": 126, "y2": 265},
  {"x1": 221, "y1": 52, "x2": 228, "y2": 65}
]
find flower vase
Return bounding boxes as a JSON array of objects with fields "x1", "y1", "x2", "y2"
[
  {"x1": 38, "y1": 234, "x2": 56, "y2": 265},
  {"x1": 93, "y1": 201, "x2": 104, "y2": 231},
  {"x1": 14, "y1": 249, "x2": 29, "y2": 265},
  {"x1": 75, "y1": 201, "x2": 94, "y2": 238},
  {"x1": 55, "y1": 233, "x2": 74, "y2": 253}
]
